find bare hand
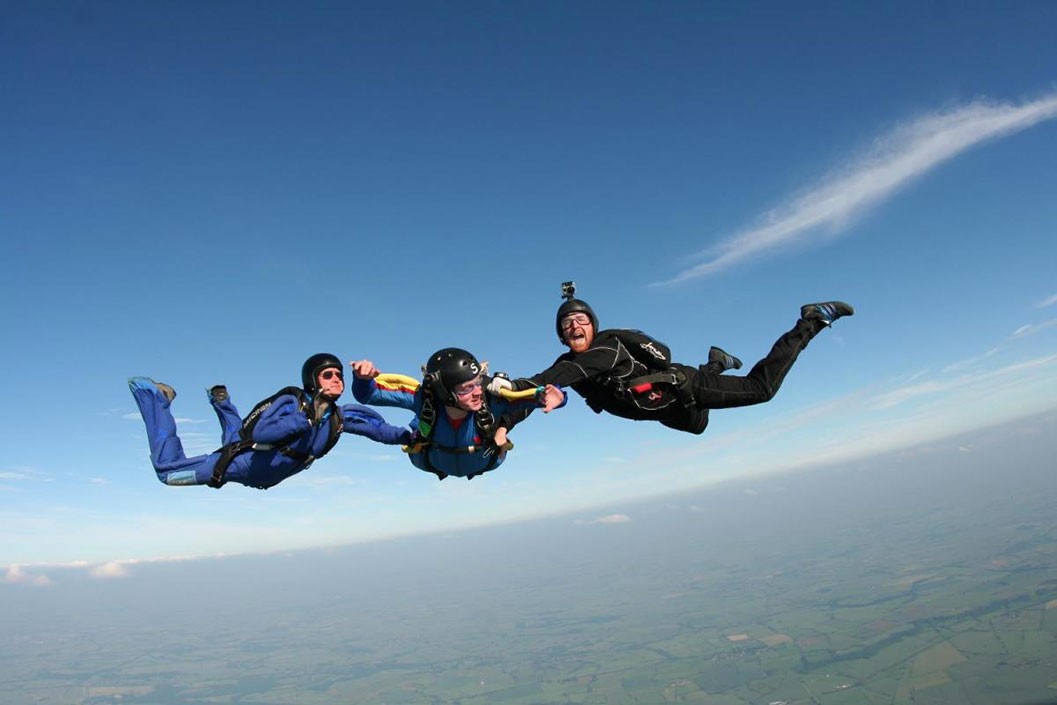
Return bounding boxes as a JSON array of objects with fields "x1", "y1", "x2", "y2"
[
  {"x1": 350, "y1": 360, "x2": 380, "y2": 379},
  {"x1": 542, "y1": 384, "x2": 564, "y2": 412},
  {"x1": 494, "y1": 426, "x2": 509, "y2": 447}
]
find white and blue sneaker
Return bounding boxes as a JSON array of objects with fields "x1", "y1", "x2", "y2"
[{"x1": 801, "y1": 301, "x2": 854, "y2": 327}]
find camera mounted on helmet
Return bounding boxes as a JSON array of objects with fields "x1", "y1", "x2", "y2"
[{"x1": 555, "y1": 280, "x2": 598, "y2": 342}]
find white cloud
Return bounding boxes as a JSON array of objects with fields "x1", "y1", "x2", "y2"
[
  {"x1": 0, "y1": 468, "x2": 51, "y2": 483},
  {"x1": 4, "y1": 565, "x2": 53, "y2": 586},
  {"x1": 657, "y1": 93, "x2": 1057, "y2": 284},
  {"x1": 575, "y1": 513, "x2": 631, "y2": 525},
  {"x1": 4, "y1": 565, "x2": 27, "y2": 582},
  {"x1": 868, "y1": 354, "x2": 1057, "y2": 411},
  {"x1": 88, "y1": 478, "x2": 111, "y2": 485},
  {"x1": 1037, "y1": 294, "x2": 1057, "y2": 309},
  {"x1": 1011, "y1": 319, "x2": 1057, "y2": 338},
  {"x1": 89, "y1": 561, "x2": 130, "y2": 579}
]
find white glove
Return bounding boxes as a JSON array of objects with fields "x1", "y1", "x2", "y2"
[{"x1": 487, "y1": 375, "x2": 513, "y2": 395}]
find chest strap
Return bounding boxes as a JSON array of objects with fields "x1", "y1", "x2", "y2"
[{"x1": 208, "y1": 388, "x2": 342, "y2": 489}]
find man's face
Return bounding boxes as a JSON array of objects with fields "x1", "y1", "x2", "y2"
[
  {"x1": 452, "y1": 375, "x2": 484, "y2": 412},
  {"x1": 561, "y1": 313, "x2": 594, "y2": 353},
  {"x1": 316, "y1": 366, "x2": 345, "y2": 400}
]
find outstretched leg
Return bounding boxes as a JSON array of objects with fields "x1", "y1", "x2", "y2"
[
  {"x1": 129, "y1": 377, "x2": 216, "y2": 485},
  {"x1": 690, "y1": 302, "x2": 852, "y2": 409}
]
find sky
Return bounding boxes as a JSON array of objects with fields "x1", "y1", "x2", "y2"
[{"x1": 2, "y1": 1, "x2": 1056, "y2": 577}]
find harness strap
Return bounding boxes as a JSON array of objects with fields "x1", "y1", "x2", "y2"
[
  {"x1": 625, "y1": 369, "x2": 695, "y2": 408},
  {"x1": 402, "y1": 438, "x2": 514, "y2": 479},
  {"x1": 208, "y1": 388, "x2": 341, "y2": 489}
]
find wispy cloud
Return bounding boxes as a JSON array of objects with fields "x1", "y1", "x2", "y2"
[
  {"x1": 1012, "y1": 318, "x2": 1057, "y2": 338},
  {"x1": 574, "y1": 513, "x2": 631, "y2": 525},
  {"x1": 123, "y1": 413, "x2": 207, "y2": 425},
  {"x1": 1037, "y1": 294, "x2": 1057, "y2": 309},
  {"x1": 0, "y1": 467, "x2": 51, "y2": 483},
  {"x1": 868, "y1": 353, "x2": 1057, "y2": 410},
  {"x1": 656, "y1": 93, "x2": 1057, "y2": 285}
]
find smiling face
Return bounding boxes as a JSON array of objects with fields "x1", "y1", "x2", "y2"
[
  {"x1": 451, "y1": 375, "x2": 484, "y2": 412},
  {"x1": 560, "y1": 313, "x2": 595, "y2": 353},
  {"x1": 316, "y1": 366, "x2": 345, "y2": 400}
]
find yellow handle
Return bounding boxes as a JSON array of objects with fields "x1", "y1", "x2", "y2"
[{"x1": 375, "y1": 373, "x2": 539, "y2": 400}]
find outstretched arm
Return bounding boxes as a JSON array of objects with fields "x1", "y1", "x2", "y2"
[
  {"x1": 507, "y1": 346, "x2": 622, "y2": 391},
  {"x1": 491, "y1": 384, "x2": 566, "y2": 444},
  {"x1": 341, "y1": 404, "x2": 414, "y2": 445}
]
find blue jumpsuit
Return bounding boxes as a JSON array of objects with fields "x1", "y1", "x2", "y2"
[
  {"x1": 352, "y1": 376, "x2": 549, "y2": 478},
  {"x1": 129, "y1": 378, "x2": 411, "y2": 489}
]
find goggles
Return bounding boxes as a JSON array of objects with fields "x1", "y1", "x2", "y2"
[
  {"x1": 453, "y1": 379, "x2": 483, "y2": 397},
  {"x1": 560, "y1": 313, "x2": 592, "y2": 330}
]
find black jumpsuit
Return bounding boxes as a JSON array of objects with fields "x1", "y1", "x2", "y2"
[{"x1": 512, "y1": 316, "x2": 826, "y2": 435}]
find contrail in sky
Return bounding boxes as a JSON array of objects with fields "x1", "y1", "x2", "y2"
[{"x1": 655, "y1": 93, "x2": 1057, "y2": 286}]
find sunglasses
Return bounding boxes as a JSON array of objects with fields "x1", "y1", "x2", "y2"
[{"x1": 320, "y1": 369, "x2": 344, "y2": 381}]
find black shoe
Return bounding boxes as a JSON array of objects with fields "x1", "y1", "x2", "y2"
[
  {"x1": 801, "y1": 301, "x2": 854, "y2": 327},
  {"x1": 208, "y1": 385, "x2": 229, "y2": 404},
  {"x1": 708, "y1": 346, "x2": 742, "y2": 371},
  {"x1": 154, "y1": 381, "x2": 177, "y2": 403}
]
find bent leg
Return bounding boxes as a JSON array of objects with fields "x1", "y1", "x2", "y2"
[
  {"x1": 691, "y1": 317, "x2": 824, "y2": 409},
  {"x1": 211, "y1": 396, "x2": 243, "y2": 446}
]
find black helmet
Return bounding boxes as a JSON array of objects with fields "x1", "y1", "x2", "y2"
[
  {"x1": 302, "y1": 353, "x2": 343, "y2": 394},
  {"x1": 555, "y1": 298, "x2": 598, "y2": 342},
  {"x1": 424, "y1": 347, "x2": 482, "y2": 406}
]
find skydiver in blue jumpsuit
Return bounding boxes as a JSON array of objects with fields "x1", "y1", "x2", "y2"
[
  {"x1": 351, "y1": 348, "x2": 565, "y2": 480},
  {"x1": 129, "y1": 353, "x2": 412, "y2": 489}
]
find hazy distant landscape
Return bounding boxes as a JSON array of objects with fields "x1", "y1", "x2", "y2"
[{"x1": 4, "y1": 412, "x2": 1056, "y2": 704}]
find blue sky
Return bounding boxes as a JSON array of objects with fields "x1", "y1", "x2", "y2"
[{"x1": 2, "y1": 1, "x2": 1056, "y2": 579}]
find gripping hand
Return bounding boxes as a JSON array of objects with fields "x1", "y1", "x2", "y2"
[{"x1": 487, "y1": 373, "x2": 513, "y2": 396}]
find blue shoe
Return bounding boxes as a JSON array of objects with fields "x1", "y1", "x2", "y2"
[
  {"x1": 128, "y1": 376, "x2": 176, "y2": 402},
  {"x1": 708, "y1": 346, "x2": 742, "y2": 371},
  {"x1": 801, "y1": 301, "x2": 854, "y2": 327}
]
